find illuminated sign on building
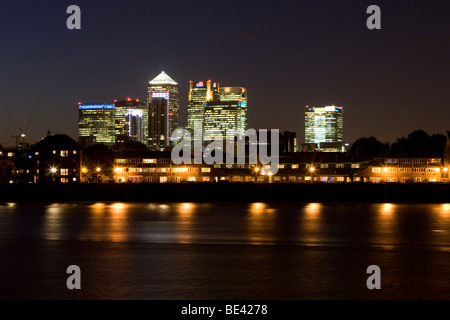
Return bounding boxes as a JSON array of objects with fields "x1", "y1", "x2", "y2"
[
  {"x1": 79, "y1": 104, "x2": 115, "y2": 110},
  {"x1": 152, "y1": 92, "x2": 170, "y2": 100}
]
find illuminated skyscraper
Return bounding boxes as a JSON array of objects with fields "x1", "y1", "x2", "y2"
[
  {"x1": 305, "y1": 105, "x2": 343, "y2": 148},
  {"x1": 115, "y1": 99, "x2": 148, "y2": 145},
  {"x1": 280, "y1": 131, "x2": 298, "y2": 153},
  {"x1": 148, "y1": 97, "x2": 168, "y2": 151},
  {"x1": 187, "y1": 80, "x2": 220, "y2": 140},
  {"x1": 203, "y1": 101, "x2": 247, "y2": 141},
  {"x1": 78, "y1": 103, "x2": 115, "y2": 148},
  {"x1": 147, "y1": 71, "x2": 179, "y2": 146},
  {"x1": 219, "y1": 86, "x2": 247, "y2": 103}
]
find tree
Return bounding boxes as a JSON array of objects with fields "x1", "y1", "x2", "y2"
[
  {"x1": 347, "y1": 137, "x2": 389, "y2": 158},
  {"x1": 390, "y1": 130, "x2": 446, "y2": 157},
  {"x1": 82, "y1": 144, "x2": 115, "y2": 182},
  {"x1": 112, "y1": 140, "x2": 148, "y2": 153}
]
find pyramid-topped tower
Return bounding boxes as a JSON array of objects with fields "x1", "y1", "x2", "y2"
[
  {"x1": 147, "y1": 71, "x2": 180, "y2": 150},
  {"x1": 149, "y1": 71, "x2": 178, "y2": 86}
]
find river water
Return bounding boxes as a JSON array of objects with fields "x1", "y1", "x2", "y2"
[{"x1": 1, "y1": 202, "x2": 450, "y2": 299}]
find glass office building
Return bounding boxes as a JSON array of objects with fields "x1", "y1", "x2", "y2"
[
  {"x1": 203, "y1": 101, "x2": 247, "y2": 141},
  {"x1": 187, "y1": 80, "x2": 220, "y2": 141},
  {"x1": 147, "y1": 71, "x2": 179, "y2": 146},
  {"x1": 78, "y1": 103, "x2": 115, "y2": 147},
  {"x1": 148, "y1": 97, "x2": 169, "y2": 151},
  {"x1": 305, "y1": 105, "x2": 343, "y2": 144},
  {"x1": 219, "y1": 87, "x2": 247, "y2": 103},
  {"x1": 115, "y1": 99, "x2": 148, "y2": 145}
]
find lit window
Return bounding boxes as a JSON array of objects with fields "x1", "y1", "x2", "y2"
[
  {"x1": 188, "y1": 177, "x2": 196, "y2": 182},
  {"x1": 292, "y1": 164, "x2": 299, "y2": 169},
  {"x1": 143, "y1": 159, "x2": 157, "y2": 164},
  {"x1": 61, "y1": 150, "x2": 68, "y2": 157},
  {"x1": 159, "y1": 177, "x2": 168, "y2": 183},
  {"x1": 201, "y1": 168, "x2": 211, "y2": 173},
  {"x1": 372, "y1": 168, "x2": 381, "y2": 173},
  {"x1": 53, "y1": 150, "x2": 56, "y2": 155},
  {"x1": 60, "y1": 178, "x2": 68, "y2": 183},
  {"x1": 351, "y1": 164, "x2": 360, "y2": 168},
  {"x1": 35, "y1": 152, "x2": 39, "y2": 156},
  {"x1": 61, "y1": 168, "x2": 68, "y2": 176},
  {"x1": 73, "y1": 150, "x2": 77, "y2": 155}
]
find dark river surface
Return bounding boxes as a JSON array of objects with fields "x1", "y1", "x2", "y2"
[{"x1": 1, "y1": 202, "x2": 450, "y2": 300}]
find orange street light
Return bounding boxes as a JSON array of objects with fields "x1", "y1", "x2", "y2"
[{"x1": 96, "y1": 167, "x2": 101, "y2": 183}]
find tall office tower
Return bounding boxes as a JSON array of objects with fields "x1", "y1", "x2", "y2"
[
  {"x1": 187, "y1": 80, "x2": 220, "y2": 141},
  {"x1": 305, "y1": 105, "x2": 343, "y2": 144},
  {"x1": 78, "y1": 103, "x2": 116, "y2": 148},
  {"x1": 148, "y1": 97, "x2": 168, "y2": 151},
  {"x1": 114, "y1": 98, "x2": 148, "y2": 145},
  {"x1": 147, "y1": 71, "x2": 179, "y2": 146},
  {"x1": 280, "y1": 131, "x2": 298, "y2": 153},
  {"x1": 219, "y1": 86, "x2": 247, "y2": 134},
  {"x1": 219, "y1": 86, "x2": 247, "y2": 103},
  {"x1": 203, "y1": 101, "x2": 247, "y2": 141}
]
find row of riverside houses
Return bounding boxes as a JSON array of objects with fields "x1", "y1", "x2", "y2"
[{"x1": 1, "y1": 132, "x2": 450, "y2": 184}]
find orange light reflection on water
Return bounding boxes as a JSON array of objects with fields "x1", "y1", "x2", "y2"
[{"x1": 247, "y1": 202, "x2": 277, "y2": 245}]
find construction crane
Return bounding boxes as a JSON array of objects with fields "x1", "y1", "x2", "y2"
[{"x1": 4, "y1": 101, "x2": 40, "y2": 149}]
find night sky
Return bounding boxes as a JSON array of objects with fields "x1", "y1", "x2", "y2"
[{"x1": 1, "y1": 0, "x2": 449, "y2": 147}]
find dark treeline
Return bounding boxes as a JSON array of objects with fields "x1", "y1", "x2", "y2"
[{"x1": 347, "y1": 130, "x2": 447, "y2": 159}]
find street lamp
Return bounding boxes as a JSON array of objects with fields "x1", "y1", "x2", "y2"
[
  {"x1": 50, "y1": 167, "x2": 57, "y2": 183},
  {"x1": 268, "y1": 171, "x2": 273, "y2": 183},
  {"x1": 96, "y1": 167, "x2": 101, "y2": 183},
  {"x1": 254, "y1": 167, "x2": 260, "y2": 182},
  {"x1": 443, "y1": 167, "x2": 449, "y2": 183},
  {"x1": 309, "y1": 166, "x2": 315, "y2": 182},
  {"x1": 81, "y1": 167, "x2": 88, "y2": 183}
]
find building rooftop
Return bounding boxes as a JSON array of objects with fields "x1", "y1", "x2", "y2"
[
  {"x1": 149, "y1": 71, "x2": 178, "y2": 86},
  {"x1": 32, "y1": 134, "x2": 80, "y2": 151}
]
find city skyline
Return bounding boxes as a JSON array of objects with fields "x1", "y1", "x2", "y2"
[{"x1": 1, "y1": 0, "x2": 450, "y2": 147}]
